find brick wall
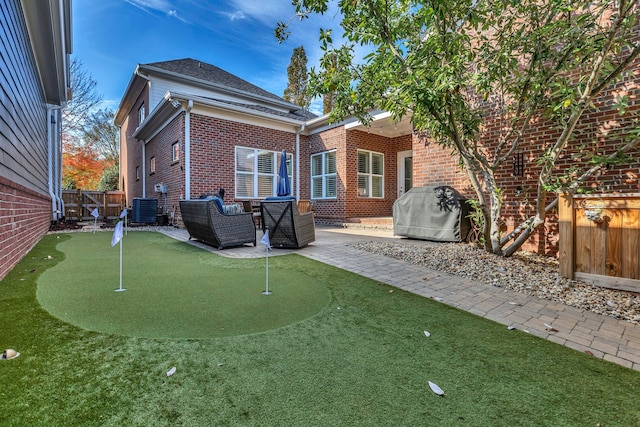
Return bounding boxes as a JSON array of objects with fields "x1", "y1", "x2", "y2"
[
  {"x1": 145, "y1": 114, "x2": 185, "y2": 218},
  {"x1": 410, "y1": 56, "x2": 640, "y2": 255},
  {"x1": 0, "y1": 176, "x2": 51, "y2": 281},
  {"x1": 188, "y1": 115, "x2": 298, "y2": 202},
  {"x1": 121, "y1": 85, "x2": 150, "y2": 207}
]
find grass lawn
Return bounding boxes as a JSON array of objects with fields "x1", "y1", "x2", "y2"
[{"x1": 1, "y1": 232, "x2": 639, "y2": 426}]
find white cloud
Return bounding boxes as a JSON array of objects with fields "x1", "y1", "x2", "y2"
[
  {"x1": 225, "y1": 11, "x2": 246, "y2": 21},
  {"x1": 227, "y1": 0, "x2": 292, "y2": 26},
  {"x1": 124, "y1": 0, "x2": 188, "y2": 23}
]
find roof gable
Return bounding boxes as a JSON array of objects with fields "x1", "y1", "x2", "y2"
[{"x1": 143, "y1": 58, "x2": 293, "y2": 107}]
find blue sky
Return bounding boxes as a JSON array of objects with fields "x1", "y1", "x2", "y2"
[{"x1": 73, "y1": 0, "x2": 342, "y2": 115}]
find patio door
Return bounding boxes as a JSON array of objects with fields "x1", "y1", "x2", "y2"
[{"x1": 397, "y1": 150, "x2": 413, "y2": 198}]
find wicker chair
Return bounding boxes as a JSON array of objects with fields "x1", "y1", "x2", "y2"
[
  {"x1": 260, "y1": 197, "x2": 315, "y2": 248},
  {"x1": 179, "y1": 199, "x2": 256, "y2": 250}
]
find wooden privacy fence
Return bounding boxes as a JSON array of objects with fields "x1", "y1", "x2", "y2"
[
  {"x1": 62, "y1": 190, "x2": 126, "y2": 220},
  {"x1": 559, "y1": 193, "x2": 640, "y2": 293}
]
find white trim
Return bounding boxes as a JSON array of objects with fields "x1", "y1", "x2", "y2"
[{"x1": 397, "y1": 150, "x2": 412, "y2": 199}]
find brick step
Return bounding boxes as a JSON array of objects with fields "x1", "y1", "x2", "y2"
[{"x1": 339, "y1": 217, "x2": 393, "y2": 230}]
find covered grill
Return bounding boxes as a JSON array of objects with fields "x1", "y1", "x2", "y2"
[{"x1": 393, "y1": 185, "x2": 471, "y2": 242}]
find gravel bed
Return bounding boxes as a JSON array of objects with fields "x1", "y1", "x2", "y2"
[{"x1": 352, "y1": 241, "x2": 640, "y2": 324}]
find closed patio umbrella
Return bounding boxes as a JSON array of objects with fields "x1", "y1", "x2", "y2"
[{"x1": 276, "y1": 150, "x2": 291, "y2": 197}]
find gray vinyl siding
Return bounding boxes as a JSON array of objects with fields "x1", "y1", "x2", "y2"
[{"x1": 0, "y1": 0, "x2": 49, "y2": 195}]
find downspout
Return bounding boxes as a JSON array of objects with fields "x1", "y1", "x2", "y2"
[
  {"x1": 141, "y1": 141, "x2": 146, "y2": 198},
  {"x1": 47, "y1": 106, "x2": 63, "y2": 222},
  {"x1": 47, "y1": 106, "x2": 56, "y2": 222},
  {"x1": 55, "y1": 108, "x2": 64, "y2": 218},
  {"x1": 185, "y1": 100, "x2": 193, "y2": 200},
  {"x1": 295, "y1": 124, "x2": 305, "y2": 201}
]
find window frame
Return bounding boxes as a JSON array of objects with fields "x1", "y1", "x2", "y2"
[
  {"x1": 149, "y1": 156, "x2": 156, "y2": 174},
  {"x1": 171, "y1": 142, "x2": 180, "y2": 163},
  {"x1": 310, "y1": 150, "x2": 337, "y2": 200},
  {"x1": 138, "y1": 103, "x2": 145, "y2": 125},
  {"x1": 234, "y1": 146, "x2": 293, "y2": 199},
  {"x1": 357, "y1": 149, "x2": 384, "y2": 198},
  {"x1": 135, "y1": 166, "x2": 140, "y2": 181}
]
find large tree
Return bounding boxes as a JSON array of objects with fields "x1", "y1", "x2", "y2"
[
  {"x1": 62, "y1": 59, "x2": 113, "y2": 190},
  {"x1": 277, "y1": 0, "x2": 640, "y2": 256},
  {"x1": 283, "y1": 45, "x2": 311, "y2": 109},
  {"x1": 83, "y1": 108, "x2": 119, "y2": 164},
  {"x1": 62, "y1": 58, "x2": 102, "y2": 137}
]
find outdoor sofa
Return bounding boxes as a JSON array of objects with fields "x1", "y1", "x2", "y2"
[
  {"x1": 260, "y1": 196, "x2": 315, "y2": 248},
  {"x1": 179, "y1": 198, "x2": 256, "y2": 249}
]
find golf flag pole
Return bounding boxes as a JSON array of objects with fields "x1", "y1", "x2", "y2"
[
  {"x1": 260, "y1": 228, "x2": 271, "y2": 295},
  {"x1": 91, "y1": 208, "x2": 99, "y2": 233},
  {"x1": 111, "y1": 221, "x2": 126, "y2": 292},
  {"x1": 120, "y1": 208, "x2": 128, "y2": 235}
]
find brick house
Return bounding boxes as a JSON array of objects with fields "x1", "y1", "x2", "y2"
[
  {"x1": 0, "y1": 0, "x2": 72, "y2": 281},
  {"x1": 116, "y1": 58, "x2": 639, "y2": 255}
]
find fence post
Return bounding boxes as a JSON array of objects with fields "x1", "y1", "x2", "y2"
[
  {"x1": 558, "y1": 192, "x2": 574, "y2": 279},
  {"x1": 76, "y1": 189, "x2": 83, "y2": 220}
]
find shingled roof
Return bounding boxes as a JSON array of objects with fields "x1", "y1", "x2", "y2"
[{"x1": 144, "y1": 58, "x2": 290, "y2": 106}]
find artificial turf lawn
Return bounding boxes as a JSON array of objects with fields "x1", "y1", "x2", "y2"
[
  {"x1": 0, "y1": 232, "x2": 639, "y2": 426},
  {"x1": 36, "y1": 232, "x2": 330, "y2": 338}
]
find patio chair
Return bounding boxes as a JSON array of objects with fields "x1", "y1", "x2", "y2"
[
  {"x1": 179, "y1": 198, "x2": 256, "y2": 250},
  {"x1": 260, "y1": 197, "x2": 315, "y2": 248},
  {"x1": 297, "y1": 199, "x2": 315, "y2": 214},
  {"x1": 241, "y1": 200, "x2": 262, "y2": 229}
]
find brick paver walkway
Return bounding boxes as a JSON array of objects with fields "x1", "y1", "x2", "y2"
[{"x1": 159, "y1": 225, "x2": 640, "y2": 371}]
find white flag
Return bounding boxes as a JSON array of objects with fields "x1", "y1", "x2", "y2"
[
  {"x1": 91, "y1": 208, "x2": 99, "y2": 218},
  {"x1": 120, "y1": 208, "x2": 128, "y2": 219},
  {"x1": 260, "y1": 230, "x2": 271, "y2": 249},
  {"x1": 111, "y1": 221, "x2": 124, "y2": 247}
]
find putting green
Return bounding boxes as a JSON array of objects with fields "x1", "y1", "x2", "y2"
[{"x1": 37, "y1": 233, "x2": 330, "y2": 339}]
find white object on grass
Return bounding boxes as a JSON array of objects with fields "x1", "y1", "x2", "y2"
[
  {"x1": 423, "y1": 331, "x2": 431, "y2": 337},
  {"x1": 167, "y1": 367, "x2": 176, "y2": 377},
  {"x1": 428, "y1": 381, "x2": 445, "y2": 396}
]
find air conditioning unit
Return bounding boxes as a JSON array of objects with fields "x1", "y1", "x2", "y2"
[{"x1": 154, "y1": 183, "x2": 167, "y2": 193}]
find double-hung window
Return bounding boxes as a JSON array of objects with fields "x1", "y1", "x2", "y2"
[
  {"x1": 149, "y1": 156, "x2": 156, "y2": 174},
  {"x1": 357, "y1": 150, "x2": 384, "y2": 198},
  {"x1": 235, "y1": 147, "x2": 293, "y2": 198},
  {"x1": 311, "y1": 151, "x2": 336, "y2": 199}
]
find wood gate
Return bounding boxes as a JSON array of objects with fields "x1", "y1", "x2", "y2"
[
  {"x1": 559, "y1": 193, "x2": 640, "y2": 292},
  {"x1": 62, "y1": 190, "x2": 126, "y2": 220}
]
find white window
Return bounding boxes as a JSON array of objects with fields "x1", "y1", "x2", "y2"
[
  {"x1": 235, "y1": 147, "x2": 293, "y2": 198},
  {"x1": 135, "y1": 166, "x2": 140, "y2": 181},
  {"x1": 311, "y1": 151, "x2": 337, "y2": 199},
  {"x1": 172, "y1": 142, "x2": 180, "y2": 162},
  {"x1": 149, "y1": 156, "x2": 156, "y2": 174},
  {"x1": 357, "y1": 150, "x2": 384, "y2": 198},
  {"x1": 138, "y1": 103, "x2": 145, "y2": 124}
]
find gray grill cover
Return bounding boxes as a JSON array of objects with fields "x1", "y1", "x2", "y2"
[{"x1": 393, "y1": 186, "x2": 471, "y2": 242}]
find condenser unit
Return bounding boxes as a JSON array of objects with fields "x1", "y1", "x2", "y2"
[{"x1": 132, "y1": 198, "x2": 158, "y2": 223}]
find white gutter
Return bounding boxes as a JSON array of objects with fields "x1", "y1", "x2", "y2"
[
  {"x1": 185, "y1": 100, "x2": 193, "y2": 199},
  {"x1": 296, "y1": 124, "x2": 305, "y2": 201}
]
